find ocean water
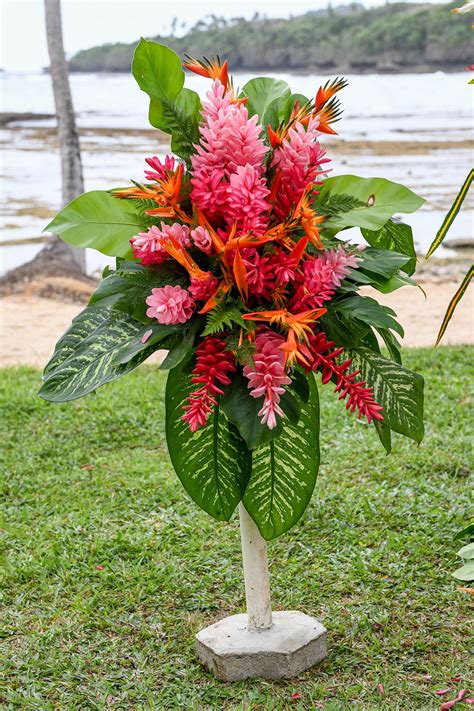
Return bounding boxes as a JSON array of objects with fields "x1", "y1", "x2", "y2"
[{"x1": 1, "y1": 70, "x2": 472, "y2": 274}]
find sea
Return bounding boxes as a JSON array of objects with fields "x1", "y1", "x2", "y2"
[{"x1": 1, "y1": 70, "x2": 472, "y2": 275}]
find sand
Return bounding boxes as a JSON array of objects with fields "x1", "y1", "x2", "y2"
[{"x1": 0, "y1": 281, "x2": 472, "y2": 368}]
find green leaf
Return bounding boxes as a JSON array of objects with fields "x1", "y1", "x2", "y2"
[
  {"x1": 426, "y1": 169, "x2": 473, "y2": 258},
  {"x1": 357, "y1": 247, "x2": 412, "y2": 279},
  {"x1": 132, "y1": 38, "x2": 184, "y2": 105},
  {"x1": 452, "y1": 560, "x2": 474, "y2": 582},
  {"x1": 165, "y1": 360, "x2": 251, "y2": 521},
  {"x1": 454, "y1": 523, "x2": 474, "y2": 541},
  {"x1": 221, "y1": 373, "x2": 284, "y2": 449},
  {"x1": 44, "y1": 191, "x2": 145, "y2": 258},
  {"x1": 361, "y1": 219, "x2": 417, "y2": 275},
  {"x1": 240, "y1": 77, "x2": 291, "y2": 124},
  {"x1": 202, "y1": 303, "x2": 246, "y2": 337},
  {"x1": 374, "y1": 419, "x2": 392, "y2": 454},
  {"x1": 458, "y1": 542, "x2": 474, "y2": 560},
  {"x1": 89, "y1": 260, "x2": 186, "y2": 323},
  {"x1": 318, "y1": 175, "x2": 425, "y2": 232},
  {"x1": 243, "y1": 375, "x2": 320, "y2": 540},
  {"x1": 435, "y1": 266, "x2": 473, "y2": 346},
  {"x1": 159, "y1": 322, "x2": 200, "y2": 370},
  {"x1": 334, "y1": 295, "x2": 404, "y2": 338},
  {"x1": 39, "y1": 306, "x2": 173, "y2": 402},
  {"x1": 349, "y1": 347, "x2": 424, "y2": 444}
]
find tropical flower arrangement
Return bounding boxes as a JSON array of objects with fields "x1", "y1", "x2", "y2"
[{"x1": 41, "y1": 40, "x2": 425, "y2": 540}]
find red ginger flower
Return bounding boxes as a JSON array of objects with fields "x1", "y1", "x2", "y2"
[
  {"x1": 243, "y1": 330, "x2": 291, "y2": 429},
  {"x1": 291, "y1": 247, "x2": 359, "y2": 312},
  {"x1": 182, "y1": 337, "x2": 236, "y2": 432},
  {"x1": 304, "y1": 332, "x2": 383, "y2": 423},
  {"x1": 242, "y1": 248, "x2": 276, "y2": 301}
]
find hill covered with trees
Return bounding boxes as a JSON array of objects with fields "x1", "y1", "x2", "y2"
[{"x1": 69, "y1": 2, "x2": 471, "y2": 74}]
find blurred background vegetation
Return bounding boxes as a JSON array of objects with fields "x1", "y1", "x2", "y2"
[{"x1": 69, "y1": 2, "x2": 472, "y2": 74}]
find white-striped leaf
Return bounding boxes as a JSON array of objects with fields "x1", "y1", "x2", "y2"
[
  {"x1": 165, "y1": 360, "x2": 251, "y2": 521},
  {"x1": 350, "y1": 347, "x2": 424, "y2": 443},
  {"x1": 243, "y1": 374, "x2": 320, "y2": 540},
  {"x1": 40, "y1": 305, "x2": 178, "y2": 402}
]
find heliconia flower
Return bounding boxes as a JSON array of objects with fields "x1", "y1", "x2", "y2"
[
  {"x1": 188, "y1": 273, "x2": 219, "y2": 301},
  {"x1": 303, "y1": 331, "x2": 383, "y2": 423},
  {"x1": 272, "y1": 117, "x2": 329, "y2": 221},
  {"x1": 190, "y1": 226, "x2": 213, "y2": 254},
  {"x1": 191, "y1": 80, "x2": 268, "y2": 224},
  {"x1": 130, "y1": 222, "x2": 191, "y2": 266},
  {"x1": 182, "y1": 336, "x2": 236, "y2": 431},
  {"x1": 144, "y1": 154, "x2": 175, "y2": 182},
  {"x1": 226, "y1": 164, "x2": 271, "y2": 235},
  {"x1": 243, "y1": 330, "x2": 291, "y2": 429},
  {"x1": 146, "y1": 285, "x2": 195, "y2": 325},
  {"x1": 242, "y1": 248, "x2": 276, "y2": 301}
]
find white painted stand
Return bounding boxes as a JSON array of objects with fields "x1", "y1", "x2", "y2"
[{"x1": 195, "y1": 504, "x2": 328, "y2": 681}]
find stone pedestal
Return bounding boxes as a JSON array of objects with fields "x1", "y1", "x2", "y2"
[
  {"x1": 196, "y1": 611, "x2": 327, "y2": 681},
  {"x1": 195, "y1": 504, "x2": 327, "y2": 681}
]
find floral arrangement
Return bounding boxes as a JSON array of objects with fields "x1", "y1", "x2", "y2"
[{"x1": 41, "y1": 41, "x2": 425, "y2": 540}]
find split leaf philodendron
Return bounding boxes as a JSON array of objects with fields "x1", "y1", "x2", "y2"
[{"x1": 41, "y1": 40, "x2": 425, "y2": 540}]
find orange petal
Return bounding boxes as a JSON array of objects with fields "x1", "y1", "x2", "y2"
[{"x1": 233, "y1": 248, "x2": 248, "y2": 301}]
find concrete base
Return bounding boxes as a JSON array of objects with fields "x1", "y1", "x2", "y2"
[{"x1": 195, "y1": 611, "x2": 327, "y2": 681}]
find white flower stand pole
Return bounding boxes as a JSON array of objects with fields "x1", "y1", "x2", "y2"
[{"x1": 195, "y1": 504, "x2": 327, "y2": 681}]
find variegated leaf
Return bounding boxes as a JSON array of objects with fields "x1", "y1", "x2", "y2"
[
  {"x1": 165, "y1": 360, "x2": 251, "y2": 521},
  {"x1": 243, "y1": 374, "x2": 320, "y2": 540},
  {"x1": 40, "y1": 305, "x2": 176, "y2": 402},
  {"x1": 350, "y1": 347, "x2": 424, "y2": 443}
]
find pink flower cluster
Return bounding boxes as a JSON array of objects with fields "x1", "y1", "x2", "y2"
[
  {"x1": 146, "y1": 285, "x2": 194, "y2": 325},
  {"x1": 191, "y1": 80, "x2": 271, "y2": 235},
  {"x1": 292, "y1": 247, "x2": 361, "y2": 311},
  {"x1": 243, "y1": 330, "x2": 291, "y2": 429},
  {"x1": 130, "y1": 222, "x2": 190, "y2": 266}
]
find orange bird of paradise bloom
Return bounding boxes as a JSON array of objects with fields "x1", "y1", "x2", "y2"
[{"x1": 294, "y1": 186, "x2": 326, "y2": 250}]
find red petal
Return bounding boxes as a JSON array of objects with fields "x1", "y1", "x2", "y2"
[
  {"x1": 440, "y1": 702, "x2": 457, "y2": 710},
  {"x1": 291, "y1": 692, "x2": 302, "y2": 700},
  {"x1": 450, "y1": 676, "x2": 462, "y2": 682}
]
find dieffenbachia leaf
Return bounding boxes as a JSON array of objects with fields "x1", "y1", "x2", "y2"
[
  {"x1": 334, "y1": 294, "x2": 404, "y2": 338},
  {"x1": 349, "y1": 347, "x2": 424, "y2": 443},
  {"x1": 44, "y1": 191, "x2": 145, "y2": 258},
  {"x1": 318, "y1": 175, "x2": 425, "y2": 232},
  {"x1": 165, "y1": 359, "x2": 251, "y2": 521},
  {"x1": 40, "y1": 305, "x2": 178, "y2": 402},
  {"x1": 243, "y1": 374, "x2": 320, "y2": 540}
]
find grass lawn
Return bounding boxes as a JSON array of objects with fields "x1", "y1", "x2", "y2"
[{"x1": 1, "y1": 346, "x2": 472, "y2": 710}]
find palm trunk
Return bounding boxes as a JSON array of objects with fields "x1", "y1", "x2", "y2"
[{"x1": 43, "y1": 0, "x2": 85, "y2": 272}]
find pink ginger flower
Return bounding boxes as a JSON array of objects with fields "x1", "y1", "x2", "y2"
[
  {"x1": 272, "y1": 117, "x2": 330, "y2": 221},
  {"x1": 144, "y1": 154, "x2": 175, "y2": 182},
  {"x1": 182, "y1": 336, "x2": 236, "y2": 432},
  {"x1": 291, "y1": 247, "x2": 359, "y2": 311},
  {"x1": 190, "y1": 226, "x2": 213, "y2": 254},
  {"x1": 130, "y1": 222, "x2": 190, "y2": 266},
  {"x1": 227, "y1": 164, "x2": 271, "y2": 235},
  {"x1": 188, "y1": 273, "x2": 219, "y2": 301},
  {"x1": 191, "y1": 80, "x2": 269, "y2": 227},
  {"x1": 146, "y1": 285, "x2": 194, "y2": 325},
  {"x1": 243, "y1": 330, "x2": 291, "y2": 429},
  {"x1": 242, "y1": 248, "x2": 276, "y2": 301}
]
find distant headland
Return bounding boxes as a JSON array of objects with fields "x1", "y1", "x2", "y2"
[{"x1": 68, "y1": 2, "x2": 471, "y2": 75}]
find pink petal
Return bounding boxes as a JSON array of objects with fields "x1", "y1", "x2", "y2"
[
  {"x1": 455, "y1": 690, "x2": 467, "y2": 702},
  {"x1": 141, "y1": 329, "x2": 153, "y2": 344},
  {"x1": 435, "y1": 690, "x2": 451, "y2": 696},
  {"x1": 440, "y1": 702, "x2": 457, "y2": 711},
  {"x1": 465, "y1": 698, "x2": 474, "y2": 704},
  {"x1": 291, "y1": 692, "x2": 302, "y2": 700},
  {"x1": 378, "y1": 684, "x2": 385, "y2": 695}
]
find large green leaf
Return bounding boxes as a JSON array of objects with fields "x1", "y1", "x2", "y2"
[
  {"x1": 40, "y1": 305, "x2": 177, "y2": 402},
  {"x1": 243, "y1": 375, "x2": 320, "y2": 540},
  {"x1": 44, "y1": 191, "x2": 145, "y2": 258},
  {"x1": 132, "y1": 38, "x2": 184, "y2": 105},
  {"x1": 165, "y1": 359, "x2": 251, "y2": 521},
  {"x1": 240, "y1": 77, "x2": 291, "y2": 124},
  {"x1": 318, "y1": 175, "x2": 425, "y2": 232},
  {"x1": 349, "y1": 347, "x2": 424, "y2": 443},
  {"x1": 361, "y1": 219, "x2": 417, "y2": 275},
  {"x1": 334, "y1": 294, "x2": 404, "y2": 338}
]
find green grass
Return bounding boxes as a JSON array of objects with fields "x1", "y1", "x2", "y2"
[{"x1": 1, "y1": 347, "x2": 472, "y2": 710}]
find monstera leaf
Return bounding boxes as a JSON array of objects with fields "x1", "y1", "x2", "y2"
[
  {"x1": 243, "y1": 374, "x2": 320, "y2": 540},
  {"x1": 44, "y1": 191, "x2": 145, "y2": 258},
  {"x1": 166, "y1": 359, "x2": 251, "y2": 521},
  {"x1": 318, "y1": 175, "x2": 425, "y2": 233}
]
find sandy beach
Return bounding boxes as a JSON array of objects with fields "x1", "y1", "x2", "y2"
[{"x1": 0, "y1": 276, "x2": 471, "y2": 368}]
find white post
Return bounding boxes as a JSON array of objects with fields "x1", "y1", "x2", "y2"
[{"x1": 238, "y1": 503, "x2": 273, "y2": 630}]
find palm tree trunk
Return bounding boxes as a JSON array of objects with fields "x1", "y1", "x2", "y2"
[{"x1": 44, "y1": 0, "x2": 85, "y2": 271}]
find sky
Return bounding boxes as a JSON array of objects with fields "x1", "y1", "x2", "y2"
[{"x1": 1, "y1": 0, "x2": 450, "y2": 73}]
